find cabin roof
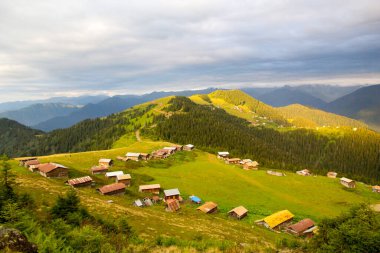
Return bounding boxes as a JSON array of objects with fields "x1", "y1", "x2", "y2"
[
  {"x1": 99, "y1": 158, "x2": 112, "y2": 163},
  {"x1": 228, "y1": 206, "x2": 248, "y2": 216},
  {"x1": 185, "y1": 144, "x2": 194, "y2": 148},
  {"x1": 117, "y1": 174, "x2": 131, "y2": 180},
  {"x1": 263, "y1": 210, "x2": 294, "y2": 229},
  {"x1": 164, "y1": 188, "x2": 180, "y2": 196},
  {"x1": 163, "y1": 147, "x2": 177, "y2": 150},
  {"x1": 218, "y1": 151, "x2": 229, "y2": 155},
  {"x1": 91, "y1": 166, "x2": 108, "y2": 172},
  {"x1": 288, "y1": 218, "x2": 315, "y2": 233},
  {"x1": 126, "y1": 152, "x2": 140, "y2": 157},
  {"x1": 227, "y1": 158, "x2": 241, "y2": 162},
  {"x1": 98, "y1": 183, "x2": 125, "y2": 194},
  {"x1": 372, "y1": 185, "x2": 380, "y2": 190},
  {"x1": 341, "y1": 177, "x2": 354, "y2": 183},
  {"x1": 139, "y1": 184, "x2": 161, "y2": 190},
  {"x1": 197, "y1": 202, "x2": 218, "y2": 213},
  {"x1": 25, "y1": 159, "x2": 40, "y2": 166},
  {"x1": 39, "y1": 163, "x2": 67, "y2": 173},
  {"x1": 105, "y1": 171, "x2": 124, "y2": 177},
  {"x1": 67, "y1": 176, "x2": 93, "y2": 186}
]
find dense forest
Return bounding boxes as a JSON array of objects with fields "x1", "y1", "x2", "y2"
[
  {"x1": 0, "y1": 118, "x2": 43, "y2": 157},
  {"x1": 0, "y1": 104, "x2": 154, "y2": 157},
  {"x1": 144, "y1": 97, "x2": 380, "y2": 184}
]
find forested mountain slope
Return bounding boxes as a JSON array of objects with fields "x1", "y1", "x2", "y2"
[
  {"x1": 0, "y1": 118, "x2": 43, "y2": 156},
  {"x1": 325, "y1": 84, "x2": 380, "y2": 131},
  {"x1": 2, "y1": 91, "x2": 379, "y2": 184},
  {"x1": 144, "y1": 97, "x2": 380, "y2": 184}
]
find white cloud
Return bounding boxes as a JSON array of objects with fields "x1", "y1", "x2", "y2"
[{"x1": 0, "y1": 0, "x2": 380, "y2": 101}]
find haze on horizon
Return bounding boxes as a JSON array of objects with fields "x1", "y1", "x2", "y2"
[{"x1": 0, "y1": 0, "x2": 380, "y2": 102}]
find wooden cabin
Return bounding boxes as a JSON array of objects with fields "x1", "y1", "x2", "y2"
[
  {"x1": 217, "y1": 152, "x2": 229, "y2": 159},
  {"x1": 66, "y1": 176, "x2": 93, "y2": 188},
  {"x1": 140, "y1": 153, "x2": 150, "y2": 160},
  {"x1": 340, "y1": 177, "x2": 356, "y2": 188},
  {"x1": 163, "y1": 147, "x2": 177, "y2": 154},
  {"x1": 228, "y1": 206, "x2": 248, "y2": 220},
  {"x1": 240, "y1": 159, "x2": 252, "y2": 165},
  {"x1": 99, "y1": 158, "x2": 113, "y2": 167},
  {"x1": 116, "y1": 174, "x2": 131, "y2": 186},
  {"x1": 125, "y1": 152, "x2": 141, "y2": 161},
  {"x1": 139, "y1": 184, "x2": 161, "y2": 194},
  {"x1": 164, "y1": 188, "x2": 181, "y2": 201},
  {"x1": 105, "y1": 171, "x2": 124, "y2": 179},
  {"x1": 243, "y1": 161, "x2": 259, "y2": 170},
  {"x1": 267, "y1": 170, "x2": 285, "y2": 176},
  {"x1": 286, "y1": 218, "x2": 316, "y2": 236},
  {"x1": 97, "y1": 183, "x2": 125, "y2": 196},
  {"x1": 183, "y1": 144, "x2": 194, "y2": 151},
  {"x1": 24, "y1": 159, "x2": 40, "y2": 168},
  {"x1": 327, "y1": 172, "x2": 338, "y2": 178},
  {"x1": 29, "y1": 164, "x2": 41, "y2": 172},
  {"x1": 39, "y1": 163, "x2": 68, "y2": 178},
  {"x1": 152, "y1": 149, "x2": 169, "y2": 159},
  {"x1": 18, "y1": 157, "x2": 37, "y2": 166},
  {"x1": 197, "y1": 202, "x2": 218, "y2": 214},
  {"x1": 90, "y1": 165, "x2": 108, "y2": 174},
  {"x1": 296, "y1": 169, "x2": 311, "y2": 176},
  {"x1": 372, "y1": 185, "x2": 380, "y2": 193},
  {"x1": 255, "y1": 210, "x2": 294, "y2": 231},
  {"x1": 225, "y1": 158, "x2": 241, "y2": 164},
  {"x1": 166, "y1": 199, "x2": 180, "y2": 212}
]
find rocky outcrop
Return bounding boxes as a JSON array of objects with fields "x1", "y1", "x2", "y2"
[{"x1": 0, "y1": 226, "x2": 37, "y2": 253}]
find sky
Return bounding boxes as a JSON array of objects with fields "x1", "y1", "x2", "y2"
[{"x1": 0, "y1": 0, "x2": 380, "y2": 102}]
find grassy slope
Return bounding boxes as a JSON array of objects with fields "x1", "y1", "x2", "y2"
[
  {"x1": 277, "y1": 104, "x2": 367, "y2": 128},
  {"x1": 12, "y1": 139, "x2": 380, "y2": 250},
  {"x1": 190, "y1": 91, "x2": 368, "y2": 130}
]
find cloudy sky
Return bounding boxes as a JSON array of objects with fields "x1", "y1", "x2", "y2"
[{"x1": 1, "y1": 0, "x2": 380, "y2": 101}]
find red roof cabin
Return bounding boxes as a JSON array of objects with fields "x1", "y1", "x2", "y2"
[
  {"x1": 90, "y1": 166, "x2": 108, "y2": 175},
  {"x1": 286, "y1": 218, "x2": 316, "y2": 237},
  {"x1": 97, "y1": 183, "x2": 126, "y2": 196},
  {"x1": 39, "y1": 163, "x2": 68, "y2": 178},
  {"x1": 66, "y1": 176, "x2": 93, "y2": 188}
]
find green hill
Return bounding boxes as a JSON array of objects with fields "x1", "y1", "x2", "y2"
[
  {"x1": 277, "y1": 104, "x2": 367, "y2": 128},
  {"x1": 7, "y1": 138, "x2": 380, "y2": 252},
  {"x1": 0, "y1": 118, "x2": 43, "y2": 157},
  {"x1": 2, "y1": 91, "x2": 380, "y2": 184}
]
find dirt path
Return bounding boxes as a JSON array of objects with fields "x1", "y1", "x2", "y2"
[{"x1": 135, "y1": 129, "x2": 141, "y2": 142}]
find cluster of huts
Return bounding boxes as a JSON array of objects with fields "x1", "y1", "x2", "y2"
[
  {"x1": 215, "y1": 151, "x2": 377, "y2": 191},
  {"x1": 19, "y1": 158, "x2": 68, "y2": 178},
  {"x1": 18, "y1": 143, "x2": 379, "y2": 241},
  {"x1": 217, "y1": 151, "x2": 259, "y2": 170},
  {"x1": 117, "y1": 144, "x2": 195, "y2": 162}
]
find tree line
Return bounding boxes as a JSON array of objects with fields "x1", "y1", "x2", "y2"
[{"x1": 144, "y1": 97, "x2": 380, "y2": 184}]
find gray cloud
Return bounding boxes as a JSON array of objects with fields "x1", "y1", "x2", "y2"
[{"x1": 0, "y1": 0, "x2": 380, "y2": 101}]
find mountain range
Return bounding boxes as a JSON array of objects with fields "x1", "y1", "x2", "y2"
[
  {"x1": 0, "y1": 103, "x2": 81, "y2": 126},
  {"x1": 1, "y1": 84, "x2": 379, "y2": 132}
]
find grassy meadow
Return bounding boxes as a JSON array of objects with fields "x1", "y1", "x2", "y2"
[{"x1": 11, "y1": 137, "x2": 380, "y2": 251}]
